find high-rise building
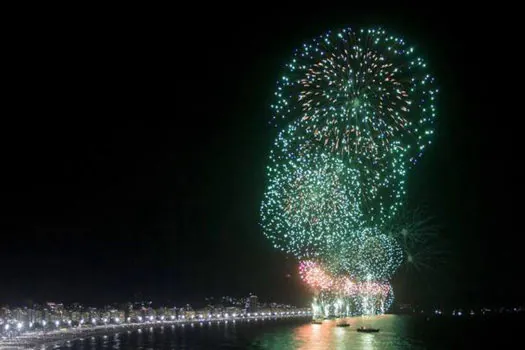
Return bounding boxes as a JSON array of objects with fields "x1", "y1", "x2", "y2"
[{"x1": 246, "y1": 294, "x2": 258, "y2": 312}]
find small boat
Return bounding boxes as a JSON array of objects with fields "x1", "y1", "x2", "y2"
[
  {"x1": 357, "y1": 326, "x2": 379, "y2": 333},
  {"x1": 336, "y1": 322, "x2": 350, "y2": 327},
  {"x1": 311, "y1": 319, "x2": 323, "y2": 324}
]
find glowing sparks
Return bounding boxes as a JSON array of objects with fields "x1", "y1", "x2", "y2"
[
  {"x1": 261, "y1": 151, "x2": 363, "y2": 258},
  {"x1": 299, "y1": 260, "x2": 334, "y2": 291},
  {"x1": 272, "y1": 28, "x2": 436, "y2": 162},
  {"x1": 261, "y1": 27, "x2": 438, "y2": 316},
  {"x1": 299, "y1": 260, "x2": 394, "y2": 316}
]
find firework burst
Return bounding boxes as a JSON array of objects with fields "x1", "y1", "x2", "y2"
[
  {"x1": 261, "y1": 151, "x2": 363, "y2": 258},
  {"x1": 271, "y1": 27, "x2": 437, "y2": 166},
  {"x1": 262, "y1": 27, "x2": 439, "y2": 316}
]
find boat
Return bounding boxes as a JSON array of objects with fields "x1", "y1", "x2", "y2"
[
  {"x1": 356, "y1": 326, "x2": 379, "y2": 333},
  {"x1": 336, "y1": 322, "x2": 350, "y2": 327},
  {"x1": 311, "y1": 319, "x2": 323, "y2": 324}
]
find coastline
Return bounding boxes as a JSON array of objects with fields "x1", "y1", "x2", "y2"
[{"x1": 0, "y1": 315, "x2": 311, "y2": 349}]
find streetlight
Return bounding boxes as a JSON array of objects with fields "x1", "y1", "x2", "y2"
[
  {"x1": 17, "y1": 322, "x2": 22, "y2": 331},
  {"x1": 4, "y1": 324, "x2": 9, "y2": 331},
  {"x1": 55, "y1": 320, "x2": 59, "y2": 328}
]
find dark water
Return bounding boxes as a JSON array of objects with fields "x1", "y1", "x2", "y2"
[{"x1": 51, "y1": 314, "x2": 522, "y2": 349}]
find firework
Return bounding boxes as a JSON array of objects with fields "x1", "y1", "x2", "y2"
[
  {"x1": 271, "y1": 27, "x2": 437, "y2": 166},
  {"x1": 268, "y1": 27, "x2": 437, "y2": 226},
  {"x1": 299, "y1": 260, "x2": 334, "y2": 291},
  {"x1": 269, "y1": 121, "x2": 407, "y2": 226},
  {"x1": 301, "y1": 261, "x2": 395, "y2": 316},
  {"x1": 323, "y1": 227, "x2": 403, "y2": 282},
  {"x1": 260, "y1": 151, "x2": 363, "y2": 258},
  {"x1": 263, "y1": 27, "x2": 439, "y2": 317},
  {"x1": 388, "y1": 207, "x2": 439, "y2": 246},
  {"x1": 354, "y1": 232, "x2": 403, "y2": 281},
  {"x1": 355, "y1": 279, "x2": 394, "y2": 315},
  {"x1": 386, "y1": 207, "x2": 445, "y2": 272}
]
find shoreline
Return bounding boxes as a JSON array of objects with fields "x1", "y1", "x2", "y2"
[{"x1": 0, "y1": 315, "x2": 311, "y2": 349}]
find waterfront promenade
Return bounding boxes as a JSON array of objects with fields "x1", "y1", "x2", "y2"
[{"x1": 0, "y1": 311, "x2": 312, "y2": 349}]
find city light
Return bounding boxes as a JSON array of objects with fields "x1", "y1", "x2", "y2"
[{"x1": 0, "y1": 296, "x2": 312, "y2": 344}]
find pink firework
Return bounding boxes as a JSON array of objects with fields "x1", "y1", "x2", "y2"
[
  {"x1": 299, "y1": 260, "x2": 392, "y2": 299},
  {"x1": 299, "y1": 260, "x2": 334, "y2": 291}
]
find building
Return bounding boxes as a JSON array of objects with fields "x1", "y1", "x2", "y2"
[{"x1": 246, "y1": 294, "x2": 258, "y2": 313}]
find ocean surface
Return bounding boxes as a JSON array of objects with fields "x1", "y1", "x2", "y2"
[{"x1": 48, "y1": 314, "x2": 522, "y2": 349}]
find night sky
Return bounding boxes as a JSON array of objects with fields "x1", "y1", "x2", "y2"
[{"x1": 2, "y1": 4, "x2": 522, "y2": 308}]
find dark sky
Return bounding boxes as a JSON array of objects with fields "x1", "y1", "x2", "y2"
[{"x1": 2, "y1": 4, "x2": 523, "y2": 308}]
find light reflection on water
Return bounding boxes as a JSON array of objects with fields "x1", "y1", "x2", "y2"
[
  {"x1": 47, "y1": 316, "x2": 418, "y2": 350},
  {"x1": 258, "y1": 315, "x2": 420, "y2": 349},
  {"x1": 49, "y1": 314, "x2": 521, "y2": 349}
]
